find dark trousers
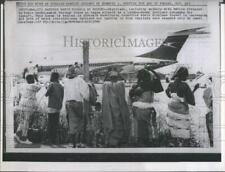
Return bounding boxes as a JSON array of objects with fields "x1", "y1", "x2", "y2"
[{"x1": 48, "y1": 113, "x2": 59, "y2": 144}]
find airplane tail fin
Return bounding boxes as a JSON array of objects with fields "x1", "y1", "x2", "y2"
[{"x1": 137, "y1": 27, "x2": 209, "y2": 61}]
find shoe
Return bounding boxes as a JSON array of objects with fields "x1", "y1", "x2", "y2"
[
  {"x1": 75, "y1": 143, "x2": 81, "y2": 148},
  {"x1": 51, "y1": 144, "x2": 58, "y2": 148},
  {"x1": 77, "y1": 143, "x2": 87, "y2": 148},
  {"x1": 14, "y1": 134, "x2": 22, "y2": 143},
  {"x1": 20, "y1": 139, "x2": 32, "y2": 145},
  {"x1": 42, "y1": 140, "x2": 51, "y2": 145}
]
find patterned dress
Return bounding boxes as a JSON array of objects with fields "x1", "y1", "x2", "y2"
[
  {"x1": 16, "y1": 83, "x2": 41, "y2": 140},
  {"x1": 165, "y1": 80, "x2": 195, "y2": 146}
]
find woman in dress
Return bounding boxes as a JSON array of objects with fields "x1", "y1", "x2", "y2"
[
  {"x1": 15, "y1": 74, "x2": 41, "y2": 144},
  {"x1": 102, "y1": 71, "x2": 130, "y2": 147},
  {"x1": 130, "y1": 68, "x2": 163, "y2": 147},
  {"x1": 165, "y1": 67, "x2": 199, "y2": 146}
]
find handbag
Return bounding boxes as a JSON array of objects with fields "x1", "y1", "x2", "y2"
[
  {"x1": 147, "y1": 68, "x2": 164, "y2": 93},
  {"x1": 152, "y1": 77, "x2": 164, "y2": 93},
  {"x1": 27, "y1": 128, "x2": 42, "y2": 143}
]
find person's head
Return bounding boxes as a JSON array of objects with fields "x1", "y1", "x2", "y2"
[
  {"x1": 137, "y1": 69, "x2": 154, "y2": 90},
  {"x1": 109, "y1": 71, "x2": 119, "y2": 82},
  {"x1": 35, "y1": 64, "x2": 38, "y2": 67},
  {"x1": 95, "y1": 102, "x2": 101, "y2": 111},
  {"x1": 26, "y1": 74, "x2": 35, "y2": 84},
  {"x1": 172, "y1": 67, "x2": 189, "y2": 81},
  {"x1": 74, "y1": 62, "x2": 79, "y2": 67},
  {"x1": 137, "y1": 69, "x2": 152, "y2": 83},
  {"x1": 208, "y1": 76, "x2": 212, "y2": 82},
  {"x1": 67, "y1": 66, "x2": 78, "y2": 79},
  {"x1": 50, "y1": 72, "x2": 59, "y2": 82}
]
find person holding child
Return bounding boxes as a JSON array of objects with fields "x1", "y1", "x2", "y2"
[{"x1": 15, "y1": 74, "x2": 41, "y2": 144}]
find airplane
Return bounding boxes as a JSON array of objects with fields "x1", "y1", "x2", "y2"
[
  {"x1": 35, "y1": 27, "x2": 209, "y2": 83},
  {"x1": 136, "y1": 27, "x2": 208, "y2": 61},
  {"x1": 93, "y1": 27, "x2": 209, "y2": 81}
]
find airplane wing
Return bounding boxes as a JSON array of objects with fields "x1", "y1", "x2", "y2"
[{"x1": 137, "y1": 27, "x2": 209, "y2": 61}]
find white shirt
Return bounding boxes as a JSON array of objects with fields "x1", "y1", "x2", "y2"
[{"x1": 64, "y1": 77, "x2": 89, "y2": 102}]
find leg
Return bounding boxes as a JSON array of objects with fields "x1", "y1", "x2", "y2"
[
  {"x1": 150, "y1": 108, "x2": 158, "y2": 146},
  {"x1": 137, "y1": 119, "x2": 149, "y2": 146},
  {"x1": 47, "y1": 113, "x2": 54, "y2": 144},
  {"x1": 19, "y1": 111, "x2": 30, "y2": 141},
  {"x1": 206, "y1": 112, "x2": 213, "y2": 147},
  {"x1": 136, "y1": 109, "x2": 150, "y2": 147},
  {"x1": 48, "y1": 113, "x2": 59, "y2": 144},
  {"x1": 74, "y1": 102, "x2": 84, "y2": 144},
  {"x1": 72, "y1": 134, "x2": 77, "y2": 148},
  {"x1": 66, "y1": 102, "x2": 80, "y2": 147},
  {"x1": 50, "y1": 113, "x2": 59, "y2": 144}
]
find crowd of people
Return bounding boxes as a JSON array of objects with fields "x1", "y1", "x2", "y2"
[{"x1": 14, "y1": 62, "x2": 214, "y2": 148}]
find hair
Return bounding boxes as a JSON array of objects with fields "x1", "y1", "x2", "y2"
[
  {"x1": 137, "y1": 69, "x2": 153, "y2": 91},
  {"x1": 137, "y1": 69, "x2": 151, "y2": 83},
  {"x1": 50, "y1": 72, "x2": 59, "y2": 82},
  {"x1": 172, "y1": 67, "x2": 189, "y2": 81},
  {"x1": 26, "y1": 75, "x2": 35, "y2": 84}
]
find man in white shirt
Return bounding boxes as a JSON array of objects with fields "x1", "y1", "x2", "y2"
[{"x1": 64, "y1": 66, "x2": 89, "y2": 148}]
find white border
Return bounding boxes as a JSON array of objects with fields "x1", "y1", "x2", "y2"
[{"x1": 0, "y1": 1, "x2": 225, "y2": 171}]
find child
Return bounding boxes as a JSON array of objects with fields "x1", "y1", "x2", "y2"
[
  {"x1": 15, "y1": 74, "x2": 41, "y2": 144},
  {"x1": 45, "y1": 72, "x2": 64, "y2": 145}
]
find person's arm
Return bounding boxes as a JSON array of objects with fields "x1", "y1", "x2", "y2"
[
  {"x1": 119, "y1": 81, "x2": 126, "y2": 98},
  {"x1": 193, "y1": 83, "x2": 200, "y2": 93},
  {"x1": 61, "y1": 86, "x2": 64, "y2": 100},
  {"x1": 148, "y1": 68, "x2": 159, "y2": 79},
  {"x1": 183, "y1": 83, "x2": 195, "y2": 105},
  {"x1": 203, "y1": 88, "x2": 213, "y2": 109},
  {"x1": 23, "y1": 68, "x2": 28, "y2": 79},
  {"x1": 79, "y1": 79, "x2": 89, "y2": 101},
  {"x1": 45, "y1": 83, "x2": 53, "y2": 97},
  {"x1": 34, "y1": 83, "x2": 42, "y2": 93},
  {"x1": 129, "y1": 84, "x2": 138, "y2": 99},
  {"x1": 165, "y1": 83, "x2": 172, "y2": 98}
]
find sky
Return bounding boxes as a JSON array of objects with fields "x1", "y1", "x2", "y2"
[{"x1": 5, "y1": 1, "x2": 220, "y2": 75}]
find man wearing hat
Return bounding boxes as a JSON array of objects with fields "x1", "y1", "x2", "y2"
[{"x1": 63, "y1": 66, "x2": 89, "y2": 148}]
